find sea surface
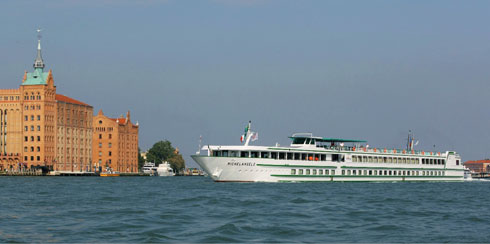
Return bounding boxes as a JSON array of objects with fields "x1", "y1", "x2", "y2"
[{"x1": 0, "y1": 177, "x2": 489, "y2": 243}]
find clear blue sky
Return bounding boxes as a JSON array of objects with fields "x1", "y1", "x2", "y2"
[{"x1": 1, "y1": 0, "x2": 490, "y2": 167}]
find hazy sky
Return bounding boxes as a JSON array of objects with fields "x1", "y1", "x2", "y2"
[{"x1": 1, "y1": 0, "x2": 490, "y2": 167}]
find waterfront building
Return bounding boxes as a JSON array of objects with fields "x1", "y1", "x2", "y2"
[
  {"x1": 464, "y1": 159, "x2": 490, "y2": 173},
  {"x1": 92, "y1": 110, "x2": 139, "y2": 172},
  {"x1": 55, "y1": 94, "x2": 93, "y2": 172},
  {"x1": 0, "y1": 34, "x2": 92, "y2": 171}
]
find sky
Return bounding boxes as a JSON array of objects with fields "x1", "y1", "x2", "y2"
[{"x1": 1, "y1": 0, "x2": 490, "y2": 167}]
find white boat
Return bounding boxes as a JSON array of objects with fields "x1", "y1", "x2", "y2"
[
  {"x1": 191, "y1": 122, "x2": 465, "y2": 183},
  {"x1": 142, "y1": 162, "x2": 158, "y2": 174},
  {"x1": 156, "y1": 162, "x2": 175, "y2": 176},
  {"x1": 464, "y1": 168, "x2": 473, "y2": 181}
]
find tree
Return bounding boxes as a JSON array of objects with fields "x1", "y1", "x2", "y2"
[
  {"x1": 168, "y1": 153, "x2": 186, "y2": 173},
  {"x1": 146, "y1": 140, "x2": 177, "y2": 165},
  {"x1": 138, "y1": 147, "x2": 145, "y2": 169}
]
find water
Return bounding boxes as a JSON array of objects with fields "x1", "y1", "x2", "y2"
[{"x1": 0, "y1": 177, "x2": 489, "y2": 243}]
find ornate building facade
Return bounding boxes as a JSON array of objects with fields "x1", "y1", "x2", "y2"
[
  {"x1": 0, "y1": 34, "x2": 139, "y2": 173},
  {"x1": 92, "y1": 110, "x2": 139, "y2": 173},
  {"x1": 0, "y1": 36, "x2": 93, "y2": 171}
]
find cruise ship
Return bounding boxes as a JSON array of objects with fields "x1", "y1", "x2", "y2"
[{"x1": 191, "y1": 122, "x2": 464, "y2": 182}]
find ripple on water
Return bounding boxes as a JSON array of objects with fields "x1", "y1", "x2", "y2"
[{"x1": 1, "y1": 178, "x2": 490, "y2": 242}]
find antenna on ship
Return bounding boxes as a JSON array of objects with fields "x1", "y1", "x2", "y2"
[{"x1": 196, "y1": 135, "x2": 202, "y2": 155}]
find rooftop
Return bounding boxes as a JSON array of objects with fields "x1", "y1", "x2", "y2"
[{"x1": 55, "y1": 94, "x2": 91, "y2": 106}]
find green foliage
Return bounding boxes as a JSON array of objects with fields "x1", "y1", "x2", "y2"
[
  {"x1": 146, "y1": 140, "x2": 186, "y2": 172},
  {"x1": 138, "y1": 147, "x2": 145, "y2": 169},
  {"x1": 168, "y1": 153, "x2": 186, "y2": 172}
]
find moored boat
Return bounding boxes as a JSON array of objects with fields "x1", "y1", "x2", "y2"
[
  {"x1": 191, "y1": 122, "x2": 465, "y2": 183},
  {"x1": 156, "y1": 162, "x2": 175, "y2": 176}
]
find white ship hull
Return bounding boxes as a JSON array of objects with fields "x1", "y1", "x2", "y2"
[{"x1": 191, "y1": 155, "x2": 464, "y2": 183}]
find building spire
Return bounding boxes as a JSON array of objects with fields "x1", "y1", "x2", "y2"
[{"x1": 33, "y1": 28, "x2": 45, "y2": 70}]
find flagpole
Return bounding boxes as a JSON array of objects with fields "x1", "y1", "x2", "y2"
[{"x1": 244, "y1": 121, "x2": 252, "y2": 146}]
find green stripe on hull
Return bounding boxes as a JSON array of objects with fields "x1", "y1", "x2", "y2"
[
  {"x1": 340, "y1": 166, "x2": 464, "y2": 171},
  {"x1": 257, "y1": 164, "x2": 337, "y2": 169},
  {"x1": 271, "y1": 174, "x2": 462, "y2": 178}
]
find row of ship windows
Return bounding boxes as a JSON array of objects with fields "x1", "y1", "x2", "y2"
[
  {"x1": 213, "y1": 150, "x2": 340, "y2": 161},
  {"x1": 352, "y1": 155, "x2": 445, "y2": 165},
  {"x1": 290, "y1": 169, "x2": 445, "y2": 176},
  {"x1": 212, "y1": 150, "x2": 446, "y2": 165}
]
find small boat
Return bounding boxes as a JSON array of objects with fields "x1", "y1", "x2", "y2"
[
  {"x1": 157, "y1": 162, "x2": 175, "y2": 176},
  {"x1": 100, "y1": 171, "x2": 120, "y2": 177},
  {"x1": 142, "y1": 162, "x2": 158, "y2": 175},
  {"x1": 100, "y1": 167, "x2": 120, "y2": 177}
]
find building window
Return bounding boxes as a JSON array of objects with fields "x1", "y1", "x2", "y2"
[
  {"x1": 37, "y1": 156, "x2": 40, "y2": 161},
  {"x1": 24, "y1": 116, "x2": 28, "y2": 121},
  {"x1": 24, "y1": 156, "x2": 28, "y2": 161},
  {"x1": 37, "y1": 147, "x2": 40, "y2": 152},
  {"x1": 109, "y1": 151, "x2": 112, "y2": 156},
  {"x1": 99, "y1": 120, "x2": 102, "y2": 124},
  {"x1": 99, "y1": 143, "x2": 102, "y2": 148},
  {"x1": 24, "y1": 126, "x2": 28, "y2": 131},
  {"x1": 108, "y1": 143, "x2": 112, "y2": 148},
  {"x1": 31, "y1": 126, "x2": 34, "y2": 131},
  {"x1": 24, "y1": 147, "x2": 28, "y2": 152},
  {"x1": 109, "y1": 134, "x2": 112, "y2": 139},
  {"x1": 31, "y1": 115, "x2": 34, "y2": 121},
  {"x1": 37, "y1": 126, "x2": 41, "y2": 131},
  {"x1": 37, "y1": 136, "x2": 41, "y2": 141},
  {"x1": 99, "y1": 134, "x2": 102, "y2": 139},
  {"x1": 99, "y1": 151, "x2": 102, "y2": 156},
  {"x1": 31, "y1": 156, "x2": 34, "y2": 161},
  {"x1": 30, "y1": 136, "x2": 34, "y2": 141},
  {"x1": 37, "y1": 115, "x2": 41, "y2": 121}
]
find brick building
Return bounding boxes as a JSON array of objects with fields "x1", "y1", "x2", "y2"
[
  {"x1": 93, "y1": 110, "x2": 139, "y2": 173},
  {"x1": 0, "y1": 34, "x2": 138, "y2": 173},
  {"x1": 464, "y1": 160, "x2": 490, "y2": 173}
]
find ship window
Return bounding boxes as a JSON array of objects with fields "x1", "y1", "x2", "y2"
[
  {"x1": 287, "y1": 153, "x2": 293, "y2": 160},
  {"x1": 443, "y1": 159, "x2": 446, "y2": 165},
  {"x1": 352, "y1": 170, "x2": 357, "y2": 175},
  {"x1": 269, "y1": 152, "x2": 276, "y2": 159},
  {"x1": 299, "y1": 169, "x2": 304, "y2": 175},
  {"x1": 294, "y1": 153, "x2": 300, "y2": 160},
  {"x1": 318, "y1": 169, "x2": 323, "y2": 175},
  {"x1": 314, "y1": 154, "x2": 320, "y2": 161},
  {"x1": 407, "y1": 171, "x2": 410, "y2": 176},
  {"x1": 293, "y1": 138, "x2": 306, "y2": 145},
  {"x1": 363, "y1": 170, "x2": 367, "y2": 175},
  {"x1": 301, "y1": 154, "x2": 306, "y2": 160},
  {"x1": 342, "y1": 170, "x2": 345, "y2": 175},
  {"x1": 313, "y1": 169, "x2": 317, "y2": 175},
  {"x1": 278, "y1": 152, "x2": 285, "y2": 159},
  {"x1": 332, "y1": 154, "x2": 343, "y2": 162},
  {"x1": 331, "y1": 170, "x2": 335, "y2": 175},
  {"x1": 240, "y1": 151, "x2": 249, "y2": 158},
  {"x1": 251, "y1": 151, "x2": 258, "y2": 158},
  {"x1": 388, "y1": 157, "x2": 393, "y2": 163},
  {"x1": 230, "y1": 151, "x2": 238, "y2": 157},
  {"x1": 321, "y1": 154, "x2": 326, "y2": 161},
  {"x1": 291, "y1": 169, "x2": 296, "y2": 175},
  {"x1": 456, "y1": 160, "x2": 460, "y2": 165},
  {"x1": 222, "y1": 151, "x2": 229, "y2": 157},
  {"x1": 306, "y1": 169, "x2": 310, "y2": 175},
  {"x1": 307, "y1": 154, "x2": 313, "y2": 161},
  {"x1": 347, "y1": 170, "x2": 351, "y2": 175},
  {"x1": 352, "y1": 156, "x2": 358, "y2": 162},
  {"x1": 261, "y1": 152, "x2": 269, "y2": 158}
]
